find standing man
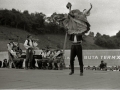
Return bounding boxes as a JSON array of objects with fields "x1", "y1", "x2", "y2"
[
  {"x1": 68, "y1": 3, "x2": 92, "y2": 75},
  {"x1": 69, "y1": 34, "x2": 83, "y2": 76},
  {"x1": 67, "y1": 2, "x2": 92, "y2": 76},
  {"x1": 53, "y1": 2, "x2": 92, "y2": 76},
  {"x1": 24, "y1": 35, "x2": 34, "y2": 69}
]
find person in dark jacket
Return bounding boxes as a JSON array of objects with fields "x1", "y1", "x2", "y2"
[
  {"x1": 69, "y1": 34, "x2": 84, "y2": 76},
  {"x1": 0, "y1": 61, "x2": 2, "y2": 68},
  {"x1": 3, "y1": 59, "x2": 8, "y2": 68}
]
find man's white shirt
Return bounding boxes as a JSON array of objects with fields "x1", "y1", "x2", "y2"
[
  {"x1": 24, "y1": 39, "x2": 33, "y2": 49},
  {"x1": 7, "y1": 43, "x2": 16, "y2": 56}
]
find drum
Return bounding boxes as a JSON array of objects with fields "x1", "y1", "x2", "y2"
[
  {"x1": 34, "y1": 55, "x2": 42, "y2": 59},
  {"x1": 20, "y1": 55, "x2": 42, "y2": 59}
]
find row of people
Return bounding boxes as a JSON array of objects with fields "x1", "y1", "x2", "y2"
[
  {"x1": 37, "y1": 48, "x2": 64, "y2": 70},
  {"x1": 7, "y1": 34, "x2": 64, "y2": 70},
  {"x1": 23, "y1": 34, "x2": 64, "y2": 70},
  {"x1": 84, "y1": 65, "x2": 120, "y2": 71},
  {"x1": 0, "y1": 59, "x2": 23, "y2": 68}
]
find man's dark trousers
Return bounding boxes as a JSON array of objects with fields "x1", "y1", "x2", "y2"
[
  {"x1": 25, "y1": 48, "x2": 33, "y2": 69},
  {"x1": 70, "y1": 43, "x2": 83, "y2": 73}
]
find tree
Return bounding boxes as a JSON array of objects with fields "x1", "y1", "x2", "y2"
[
  {"x1": 116, "y1": 30, "x2": 120, "y2": 38},
  {"x1": 89, "y1": 31, "x2": 94, "y2": 37},
  {"x1": 95, "y1": 32, "x2": 101, "y2": 38}
]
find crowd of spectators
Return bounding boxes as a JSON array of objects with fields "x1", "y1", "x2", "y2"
[
  {"x1": 1, "y1": 58, "x2": 120, "y2": 72},
  {"x1": 84, "y1": 60, "x2": 120, "y2": 71}
]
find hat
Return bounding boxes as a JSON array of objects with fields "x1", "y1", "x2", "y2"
[
  {"x1": 27, "y1": 34, "x2": 32, "y2": 38},
  {"x1": 66, "y1": 2, "x2": 72, "y2": 9},
  {"x1": 9, "y1": 38, "x2": 14, "y2": 40}
]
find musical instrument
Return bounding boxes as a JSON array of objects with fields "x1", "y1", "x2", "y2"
[
  {"x1": 12, "y1": 43, "x2": 22, "y2": 58},
  {"x1": 20, "y1": 55, "x2": 42, "y2": 59},
  {"x1": 32, "y1": 38, "x2": 39, "y2": 50},
  {"x1": 31, "y1": 38, "x2": 39, "y2": 41},
  {"x1": 12, "y1": 36, "x2": 22, "y2": 58}
]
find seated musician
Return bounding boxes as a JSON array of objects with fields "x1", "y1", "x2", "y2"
[
  {"x1": 7, "y1": 39, "x2": 16, "y2": 68},
  {"x1": 40, "y1": 49, "x2": 48, "y2": 69},
  {"x1": 43, "y1": 48, "x2": 53, "y2": 69},
  {"x1": 46, "y1": 49, "x2": 54, "y2": 70},
  {"x1": 37, "y1": 49, "x2": 45, "y2": 69},
  {"x1": 52, "y1": 48, "x2": 63, "y2": 70},
  {"x1": 11, "y1": 42, "x2": 24, "y2": 69},
  {"x1": 7, "y1": 39, "x2": 24, "y2": 68}
]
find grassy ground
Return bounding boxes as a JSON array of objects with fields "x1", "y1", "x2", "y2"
[{"x1": 0, "y1": 26, "x2": 103, "y2": 51}]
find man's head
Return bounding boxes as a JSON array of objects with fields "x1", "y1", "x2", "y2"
[
  {"x1": 101, "y1": 60, "x2": 104, "y2": 63},
  {"x1": 9, "y1": 38, "x2": 14, "y2": 43},
  {"x1": 42, "y1": 48, "x2": 46, "y2": 52},
  {"x1": 27, "y1": 34, "x2": 32, "y2": 39},
  {"x1": 13, "y1": 42, "x2": 18, "y2": 47},
  {"x1": 4, "y1": 59, "x2": 7, "y2": 62}
]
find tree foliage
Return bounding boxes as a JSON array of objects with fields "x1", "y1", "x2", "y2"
[
  {"x1": 0, "y1": 9, "x2": 66, "y2": 34},
  {"x1": 94, "y1": 32, "x2": 120, "y2": 49}
]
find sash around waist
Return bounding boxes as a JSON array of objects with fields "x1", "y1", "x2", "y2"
[{"x1": 72, "y1": 42, "x2": 81, "y2": 45}]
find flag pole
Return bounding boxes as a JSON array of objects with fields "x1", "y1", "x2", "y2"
[
  {"x1": 62, "y1": 31, "x2": 68, "y2": 69},
  {"x1": 62, "y1": 2, "x2": 71, "y2": 69}
]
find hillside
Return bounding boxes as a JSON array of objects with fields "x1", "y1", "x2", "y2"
[{"x1": 0, "y1": 26, "x2": 104, "y2": 51}]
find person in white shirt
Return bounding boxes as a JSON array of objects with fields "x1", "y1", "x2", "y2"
[
  {"x1": 24, "y1": 35, "x2": 34, "y2": 69},
  {"x1": 39, "y1": 49, "x2": 49, "y2": 69},
  {"x1": 47, "y1": 49, "x2": 54, "y2": 70},
  {"x1": 7, "y1": 39, "x2": 17, "y2": 68},
  {"x1": 53, "y1": 48, "x2": 63, "y2": 70},
  {"x1": 36, "y1": 49, "x2": 46, "y2": 69}
]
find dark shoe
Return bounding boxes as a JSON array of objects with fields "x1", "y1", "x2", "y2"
[
  {"x1": 54, "y1": 68, "x2": 58, "y2": 70},
  {"x1": 69, "y1": 72, "x2": 74, "y2": 75},
  {"x1": 25, "y1": 67, "x2": 28, "y2": 70},
  {"x1": 80, "y1": 72, "x2": 83, "y2": 76}
]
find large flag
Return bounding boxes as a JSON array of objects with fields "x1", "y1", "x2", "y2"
[{"x1": 53, "y1": 2, "x2": 92, "y2": 34}]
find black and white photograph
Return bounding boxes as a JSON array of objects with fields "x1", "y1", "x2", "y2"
[{"x1": 0, "y1": 0, "x2": 120, "y2": 89}]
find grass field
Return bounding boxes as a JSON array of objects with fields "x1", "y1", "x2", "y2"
[{"x1": 0, "y1": 26, "x2": 103, "y2": 51}]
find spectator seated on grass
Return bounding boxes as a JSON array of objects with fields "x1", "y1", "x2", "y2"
[
  {"x1": 86, "y1": 66, "x2": 91, "y2": 70},
  {"x1": 0, "y1": 61, "x2": 2, "y2": 68},
  {"x1": 106, "y1": 66, "x2": 112, "y2": 71},
  {"x1": 99, "y1": 60, "x2": 107, "y2": 71},
  {"x1": 3, "y1": 59, "x2": 8, "y2": 68},
  {"x1": 92, "y1": 66, "x2": 96, "y2": 70},
  {"x1": 118, "y1": 66, "x2": 120, "y2": 71},
  {"x1": 110, "y1": 66, "x2": 120, "y2": 71}
]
